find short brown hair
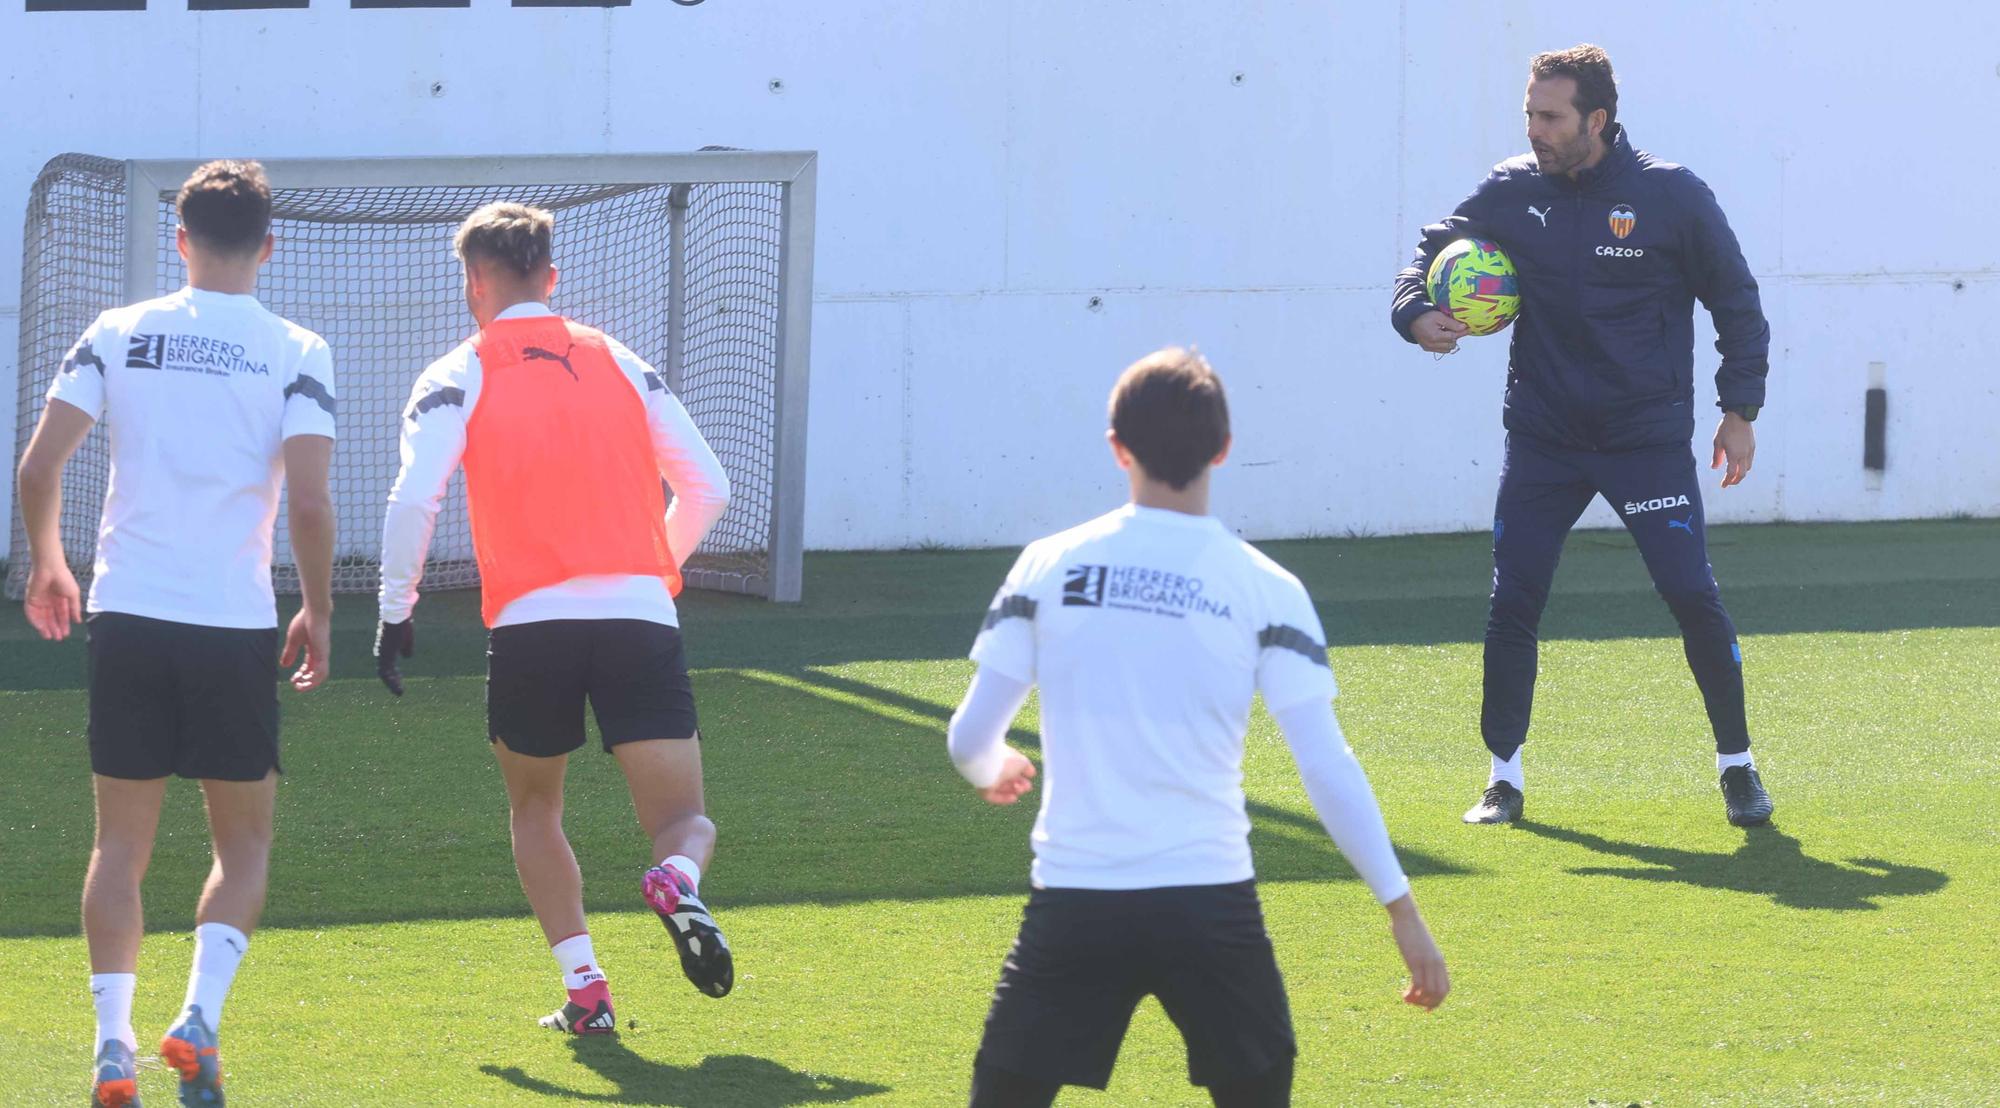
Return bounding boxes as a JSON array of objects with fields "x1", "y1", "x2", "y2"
[
  {"x1": 1108, "y1": 348, "x2": 1230, "y2": 490},
  {"x1": 454, "y1": 202, "x2": 553, "y2": 278},
  {"x1": 1530, "y1": 43, "x2": 1618, "y2": 132},
  {"x1": 176, "y1": 160, "x2": 271, "y2": 255}
]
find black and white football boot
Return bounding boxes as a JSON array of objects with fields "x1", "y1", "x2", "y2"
[{"x1": 642, "y1": 863, "x2": 734, "y2": 998}]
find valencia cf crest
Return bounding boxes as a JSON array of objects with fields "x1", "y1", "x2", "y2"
[{"x1": 1608, "y1": 204, "x2": 1637, "y2": 239}]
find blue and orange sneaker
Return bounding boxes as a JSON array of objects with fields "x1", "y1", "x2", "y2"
[
  {"x1": 642, "y1": 863, "x2": 733, "y2": 998},
  {"x1": 90, "y1": 1040, "x2": 141, "y2": 1107},
  {"x1": 159, "y1": 1006, "x2": 223, "y2": 1106},
  {"x1": 538, "y1": 978, "x2": 617, "y2": 1035}
]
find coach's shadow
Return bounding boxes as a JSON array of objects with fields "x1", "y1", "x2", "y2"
[
  {"x1": 481, "y1": 1037, "x2": 889, "y2": 1106},
  {"x1": 1519, "y1": 822, "x2": 1948, "y2": 911}
]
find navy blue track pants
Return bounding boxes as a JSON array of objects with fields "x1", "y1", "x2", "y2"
[{"x1": 1484, "y1": 433, "x2": 1750, "y2": 759}]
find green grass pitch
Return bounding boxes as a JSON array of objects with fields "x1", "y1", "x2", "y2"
[{"x1": 1, "y1": 520, "x2": 1996, "y2": 1104}]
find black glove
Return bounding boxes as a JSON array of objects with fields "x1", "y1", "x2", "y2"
[{"x1": 374, "y1": 618, "x2": 415, "y2": 696}]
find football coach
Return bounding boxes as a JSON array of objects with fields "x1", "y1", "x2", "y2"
[{"x1": 1389, "y1": 44, "x2": 1774, "y2": 829}]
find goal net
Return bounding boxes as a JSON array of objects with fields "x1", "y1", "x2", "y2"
[{"x1": 9, "y1": 150, "x2": 815, "y2": 604}]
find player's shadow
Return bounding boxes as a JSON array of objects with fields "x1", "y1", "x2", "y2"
[
  {"x1": 0, "y1": 662, "x2": 1469, "y2": 938},
  {"x1": 480, "y1": 1037, "x2": 889, "y2": 1106},
  {"x1": 1519, "y1": 822, "x2": 1948, "y2": 911},
  {"x1": 783, "y1": 668, "x2": 1473, "y2": 884}
]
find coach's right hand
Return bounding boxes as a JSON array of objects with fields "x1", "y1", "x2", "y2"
[
  {"x1": 1386, "y1": 892, "x2": 1450, "y2": 1011},
  {"x1": 375, "y1": 618, "x2": 415, "y2": 696},
  {"x1": 1411, "y1": 309, "x2": 1470, "y2": 355}
]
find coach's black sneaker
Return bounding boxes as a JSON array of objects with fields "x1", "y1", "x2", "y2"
[
  {"x1": 1463, "y1": 781, "x2": 1523, "y2": 824},
  {"x1": 1720, "y1": 765, "x2": 1774, "y2": 827},
  {"x1": 643, "y1": 864, "x2": 734, "y2": 998},
  {"x1": 539, "y1": 980, "x2": 617, "y2": 1035}
]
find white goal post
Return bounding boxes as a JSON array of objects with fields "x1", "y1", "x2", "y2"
[{"x1": 9, "y1": 150, "x2": 815, "y2": 604}]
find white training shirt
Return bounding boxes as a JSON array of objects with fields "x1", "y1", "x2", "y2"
[
  {"x1": 378, "y1": 302, "x2": 729, "y2": 629},
  {"x1": 967, "y1": 504, "x2": 1349, "y2": 891},
  {"x1": 45, "y1": 286, "x2": 336, "y2": 629}
]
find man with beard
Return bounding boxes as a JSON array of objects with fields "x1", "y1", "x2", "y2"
[{"x1": 1390, "y1": 44, "x2": 1775, "y2": 828}]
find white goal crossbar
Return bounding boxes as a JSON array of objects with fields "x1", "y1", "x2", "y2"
[{"x1": 11, "y1": 150, "x2": 815, "y2": 603}]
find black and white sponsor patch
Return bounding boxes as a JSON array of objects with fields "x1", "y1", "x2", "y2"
[
  {"x1": 125, "y1": 333, "x2": 271, "y2": 378},
  {"x1": 1061, "y1": 563, "x2": 1232, "y2": 620},
  {"x1": 1062, "y1": 565, "x2": 1106, "y2": 607}
]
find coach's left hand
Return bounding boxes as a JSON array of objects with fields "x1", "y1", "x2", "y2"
[
  {"x1": 1712, "y1": 413, "x2": 1756, "y2": 489},
  {"x1": 375, "y1": 618, "x2": 415, "y2": 696}
]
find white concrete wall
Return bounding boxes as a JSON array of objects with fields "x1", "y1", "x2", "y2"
[{"x1": 3, "y1": 0, "x2": 1997, "y2": 558}]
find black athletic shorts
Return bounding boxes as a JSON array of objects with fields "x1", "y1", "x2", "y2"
[
  {"x1": 975, "y1": 879, "x2": 1295, "y2": 1091},
  {"x1": 86, "y1": 612, "x2": 281, "y2": 782},
  {"x1": 486, "y1": 619, "x2": 698, "y2": 757}
]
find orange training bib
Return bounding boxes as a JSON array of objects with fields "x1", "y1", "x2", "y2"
[{"x1": 463, "y1": 316, "x2": 678, "y2": 626}]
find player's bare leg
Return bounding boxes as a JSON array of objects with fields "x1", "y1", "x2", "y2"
[
  {"x1": 193, "y1": 773, "x2": 277, "y2": 935},
  {"x1": 84, "y1": 776, "x2": 168, "y2": 976},
  {"x1": 493, "y1": 743, "x2": 618, "y2": 1034},
  {"x1": 161, "y1": 771, "x2": 277, "y2": 1105},
  {"x1": 85, "y1": 776, "x2": 165, "y2": 1107},
  {"x1": 617, "y1": 737, "x2": 731, "y2": 998},
  {"x1": 615, "y1": 737, "x2": 715, "y2": 874},
  {"x1": 493, "y1": 743, "x2": 586, "y2": 945}
]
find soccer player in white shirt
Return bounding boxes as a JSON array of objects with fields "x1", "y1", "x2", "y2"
[
  {"x1": 948, "y1": 349, "x2": 1449, "y2": 1107},
  {"x1": 373, "y1": 203, "x2": 733, "y2": 1036},
  {"x1": 16, "y1": 160, "x2": 336, "y2": 1108}
]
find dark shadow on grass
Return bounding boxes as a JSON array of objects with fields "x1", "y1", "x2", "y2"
[
  {"x1": 481, "y1": 1038, "x2": 888, "y2": 1106},
  {"x1": 785, "y1": 668, "x2": 1474, "y2": 883},
  {"x1": 1518, "y1": 821, "x2": 1949, "y2": 910},
  {"x1": 0, "y1": 665, "x2": 1473, "y2": 938}
]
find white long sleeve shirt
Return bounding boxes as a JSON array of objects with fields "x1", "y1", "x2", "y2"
[
  {"x1": 948, "y1": 504, "x2": 1411, "y2": 903},
  {"x1": 377, "y1": 302, "x2": 728, "y2": 628}
]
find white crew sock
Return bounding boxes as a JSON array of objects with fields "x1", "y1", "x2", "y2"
[
  {"x1": 90, "y1": 973, "x2": 137, "y2": 1051},
  {"x1": 181, "y1": 922, "x2": 248, "y2": 1031},
  {"x1": 1717, "y1": 750, "x2": 1756, "y2": 772},
  {"x1": 551, "y1": 932, "x2": 606, "y2": 992},
  {"x1": 1489, "y1": 750, "x2": 1524, "y2": 790},
  {"x1": 660, "y1": 854, "x2": 702, "y2": 893}
]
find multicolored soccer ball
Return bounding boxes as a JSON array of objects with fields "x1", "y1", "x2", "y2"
[{"x1": 1425, "y1": 238, "x2": 1520, "y2": 336}]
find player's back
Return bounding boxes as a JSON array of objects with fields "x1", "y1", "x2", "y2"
[
  {"x1": 452, "y1": 308, "x2": 679, "y2": 624},
  {"x1": 51, "y1": 286, "x2": 334, "y2": 628},
  {"x1": 386, "y1": 301, "x2": 729, "y2": 631},
  {"x1": 975, "y1": 504, "x2": 1334, "y2": 890}
]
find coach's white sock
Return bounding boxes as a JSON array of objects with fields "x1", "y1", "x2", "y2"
[
  {"x1": 660, "y1": 854, "x2": 702, "y2": 893},
  {"x1": 182, "y1": 922, "x2": 248, "y2": 1031},
  {"x1": 1489, "y1": 750, "x2": 1524, "y2": 790},
  {"x1": 90, "y1": 973, "x2": 137, "y2": 1051},
  {"x1": 551, "y1": 932, "x2": 606, "y2": 992},
  {"x1": 1717, "y1": 750, "x2": 1755, "y2": 772}
]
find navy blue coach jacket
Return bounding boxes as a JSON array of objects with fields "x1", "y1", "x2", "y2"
[{"x1": 1391, "y1": 125, "x2": 1770, "y2": 452}]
